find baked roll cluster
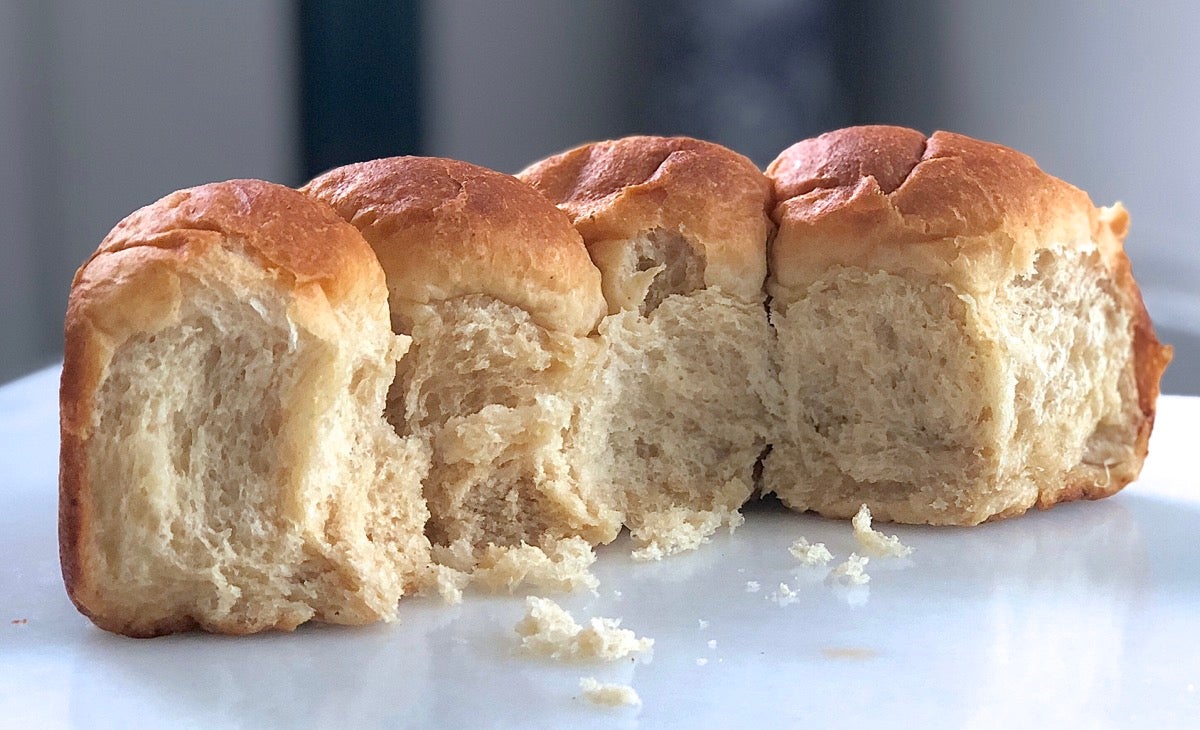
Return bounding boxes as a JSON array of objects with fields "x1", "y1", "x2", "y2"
[{"x1": 60, "y1": 126, "x2": 1171, "y2": 636}]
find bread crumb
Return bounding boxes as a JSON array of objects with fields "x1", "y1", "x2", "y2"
[
  {"x1": 697, "y1": 619, "x2": 709, "y2": 630},
  {"x1": 430, "y1": 538, "x2": 477, "y2": 573},
  {"x1": 789, "y1": 537, "x2": 833, "y2": 566},
  {"x1": 828, "y1": 553, "x2": 870, "y2": 585},
  {"x1": 515, "y1": 597, "x2": 653, "y2": 662},
  {"x1": 474, "y1": 537, "x2": 600, "y2": 595},
  {"x1": 767, "y1": 583, "x2": 800, "y2": 606},
  {"x1": 706, "y1": 639, "x2": 717, "y2": 649},
  {"x1": 696, "y1": 657, "x2": 708, "y2": 666},
  {"x1": 629, "y1": 503, "x2": 744, "y2": 561},
  {"x1": 579, "y1": 677, "x2": 641, "y2": 708},
  {"x1": 745, "y1": 581, "x2": 761, "y2": 593},
  {"x1": 419, "y1": 537, "x2": 598, "y2": 601},
  {"x1": 851, "y1": 504, "x2": 913, "y2": 558},
  {"x1": 424, "y1": 564, "x2": 470, "y2": 605}
]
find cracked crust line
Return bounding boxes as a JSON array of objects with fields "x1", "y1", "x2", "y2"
[
  {"x1": 890, "y1": 135, "x2": 931, "y2": 196},
  {"x1": 570, "y1": 142, "x2": 677, "y2": 207}
]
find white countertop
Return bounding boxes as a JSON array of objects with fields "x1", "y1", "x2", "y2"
[{"x1": 2, "y1": 366, "x2": 1198, "y2": 729}]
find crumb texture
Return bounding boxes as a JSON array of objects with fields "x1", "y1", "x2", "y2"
[
  {"x1": 828, "y1": 554, "x2": 871, "y2": 585},
  {"x1": 599, "y1": 281, "x2": 780, "y2": 558},
  {"x1": 629, "y1": 504, "x2": 745, "y2": 562},
  {"x1": 515, "y1": 596, "x2": 653, "y2": 662},
  {"x1": 426, "y1": 537, "x2": 600, "y2": 597},
  {"x1": 579, "y1": 677, "x2": 642, "y2": 708},
  {"x1": 789, "y1": 538, "x2": 834, "y2": 566},
  {"x1": 851, "y1": 505, "x2": 914, "y2": 558},
  {"x1": 767, "y1": 245, "x2": 1140, "y2": 525},
  {"x1": 394, "y1": 296, "x2": 620, "y2": 551}
]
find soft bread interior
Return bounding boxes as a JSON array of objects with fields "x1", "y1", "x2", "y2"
[
  {"x1": 589, "y1": 228, "x2": 707, "y2": 315},
  {"x1": 1001, "y1": 247, "x2": 1138, "y2": 508},
  {"x1": 83, "y1": 245, "x2": 428, "y2": 634},
  {"x1": 766, "y1": 245, "x2": 1136, "y2": 524},
  {"x1": 391, "y1": 295, "x2": 619, "y2": 551},
  {"x1": 593, "y1": 229, "x2": 781, "y2": 558}
]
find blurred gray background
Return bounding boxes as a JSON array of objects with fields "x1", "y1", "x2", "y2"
[{"x1": 1, "y1": 0, "x2": 1195, "y2": 393}]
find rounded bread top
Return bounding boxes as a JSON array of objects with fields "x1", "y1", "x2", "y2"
[
  {"x1": 517, "y1": 135, "x2": 772, "y2": 301},
  {"x1": 89, "y1": 178, "x2": 385, "y2": 307},
  {"x1": 302, "y1": 156, "x2": 606, "y2": 336},
  {"x1": 766, "y1": 125, "x2": 1126, "y2": 293}
]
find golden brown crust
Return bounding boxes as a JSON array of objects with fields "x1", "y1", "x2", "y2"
[
  {"x1": 60, "y1": 247, "x2": 196, "y2": 637},
  {"x1": 95, "y1": 178, "x2": 383, "y2": 307},
  {"x1": 60, "y1": 180, "x2": 385, "y2": 637},
  {"x1": 1119, "y1": 254, "x2": 1174, "y2": 473},
  {"x1": 767, "y1": 126, "x2": 1122, "y2": 296},
  {"x1": 1042, "y1": 211, "x2": 1171, "y2": 509},
  {"x1": 302, "y1": 157, "x2": 606, "y2": 336},
  {"x1": 518, "y1": 136, "x2": 772, "y2": 302}
]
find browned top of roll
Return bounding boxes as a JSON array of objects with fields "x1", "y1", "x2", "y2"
[
  {"x1": 518, "y1": 135, "x2": 771, "y2": 301},
  {"x1": 90, "y1": 178, "x2": 382, "y2": 307},
  {"x1": 766, "y1": 125, "x2": 1126, "y2": 293},
  {"x1": 303, "y1": 156, "x2": 606, "y2": 336}
]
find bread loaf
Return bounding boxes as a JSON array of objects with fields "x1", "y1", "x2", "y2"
[
  {"x1": 764, "y1": 125, "x2": 1172, "y2": 524},
  {"x1": 303, "y1": 157, "x2": 622, "y2": 553},
  {"x1": 59, "y1": 180, "x2": 430, "y2": 636},
  {"x1": 59, "y1": 127, "x2": 1172, "y2": 636},
  {"x1": 520, "y1": 136, "x2": 783, "y2": 558}
]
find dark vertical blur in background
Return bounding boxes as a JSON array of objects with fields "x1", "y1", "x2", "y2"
[
  {"x1": 635, "y1": 1, "x2": 849, "y2": 166},
  {"x1": 1, "y1": 0, "x2": 1196, "y2": 392},
  {"x1": 298, "y1": 0, "x2": 422, "y2": 179}
]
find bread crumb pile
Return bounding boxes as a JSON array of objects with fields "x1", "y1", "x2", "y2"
[
  {"x1": 579, "y1": 677, "x2": 642, "y2": 708},
  {"x1": 789, "y1": 537, "x2": 833, "y2": 566},
  {"x1": 473, "y1": 538, "x2": 600, "y2": 595},
  {"x1": 514, "y1": 596, "x2": 653, "y2": 662},
  {"x1": 772, "y1": 504, "x2": 914, "y2": 592},
  {"x1": 423, "y1": 537, "x2": 600, "y2": 604},
  {"x1": 827, "y1": 554, "x2": 871, "y2": 586},
  {"x1": 629, "y1": 505, "x2": 745, "y2": 562},
  {"x1": 508, "y1": 504, "x2": 917, "y2": 710}
]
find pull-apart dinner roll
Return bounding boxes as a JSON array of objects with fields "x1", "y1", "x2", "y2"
[
  {"x1": 521, "y1": 136, "x2": 782, "y2": 558},
  {"x1": 304, "y1": 158, "x2": 621, "y2": 553},
  {"x1": 60, "y1": 180, "x2": 430, "y2": 636},
  {"x1": 764, "y1": 126, "x2": 1171, "y2": 525}
]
